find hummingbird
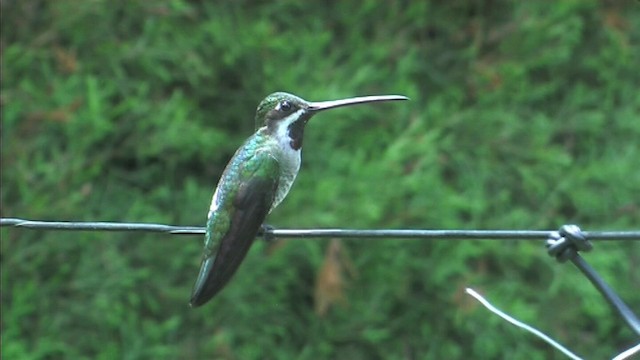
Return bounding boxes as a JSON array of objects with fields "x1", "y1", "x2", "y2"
[{"x1": 189, "y1": 92, "x2": 408, "y2": 307}]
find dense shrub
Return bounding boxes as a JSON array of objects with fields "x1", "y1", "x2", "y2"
[{"x1": 2, "y1": 1, "x2": 638, "y2": 358}]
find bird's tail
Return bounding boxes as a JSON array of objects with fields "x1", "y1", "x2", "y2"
[
  {"x1": 189, "y1": 256, "x2": 216, "y2": 307},
  {"x1": 189, "y1": 236, "x2": 256, "y2": 307}
]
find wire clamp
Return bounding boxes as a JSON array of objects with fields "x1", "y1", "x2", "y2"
[{"x1": 546, "y1": 224, "x2": 592, "y2": 262}]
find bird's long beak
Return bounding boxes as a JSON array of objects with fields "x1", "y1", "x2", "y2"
[{"x1": 307, "y1": 95, "x2": 409, "y2": 112}]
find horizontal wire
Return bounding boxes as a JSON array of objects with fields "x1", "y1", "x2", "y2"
[
  {"x1": 2, "y1": 218, "x2": 639, "y2": 241},
  {"x1": 3, "y1": 217, "x2": 639, "y2": 351}
]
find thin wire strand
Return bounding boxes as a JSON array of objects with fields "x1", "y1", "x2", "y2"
[
  {"x1": 465, "y1": 288, "x2": 583, "y2": 360},
  {"x1": 2, "y1": 218, "x2": 639, "y2": 240},
  {"x1": 613, "y1": 342, "x2": 640, "y2": 360}
]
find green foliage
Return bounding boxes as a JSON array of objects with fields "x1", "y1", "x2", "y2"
[{"x1": 2, "y1": 0, "x2": 639, "y2": 358}]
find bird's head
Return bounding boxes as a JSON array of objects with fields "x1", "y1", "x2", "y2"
[{"x1": 254, "y1": 92, "x2": 409, "y2": 150}]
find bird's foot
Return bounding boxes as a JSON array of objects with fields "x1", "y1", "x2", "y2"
[{"x1": 260, "y1": 224, "x2": 276, "y2": 242}]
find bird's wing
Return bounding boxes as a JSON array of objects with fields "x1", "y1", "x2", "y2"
[{"x1": 190, "y1": 150, "x2": 279, "y2": 307}]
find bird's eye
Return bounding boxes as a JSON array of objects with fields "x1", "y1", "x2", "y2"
[{"x1": 279, "y1": 100, "x2": 292, "y2": 112}]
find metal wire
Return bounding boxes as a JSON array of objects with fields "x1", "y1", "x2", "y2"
[
  {"x1": 4, "y1": 217, "x2": 639, "y2": 351},
  {"x1": 466, "y1": 288, "x2": 583, "y2": 360},
  {"x1": 570, "y1": 253, "x2": 640, "y2": 336},
  {"x1": 2, "y1": 218, "x2": 639, "y2": 241},
  {"x1": 544, "y1": 225, "x2": 640, "y2": 340}
]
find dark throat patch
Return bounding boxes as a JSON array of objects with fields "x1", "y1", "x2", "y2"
[{"x1": 287, "y1": 119, "x2": 306, "y2": 150}]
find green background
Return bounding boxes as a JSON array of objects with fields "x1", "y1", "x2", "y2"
[{"x1": 2, "y1": 1, "x2": 639, "y2": 359}]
